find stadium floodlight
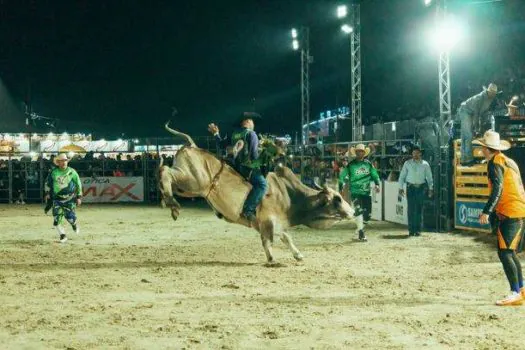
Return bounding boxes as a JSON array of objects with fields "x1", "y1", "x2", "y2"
[
  {"x1": 291, "y1": 28, "x2": 298, "y2": 39},
  {"x1": 431, "y1": 15, "x2": 465, "y2": 52},
  {"x1": 424, "y1": 0, "x2": 432, "y2": 6},
  {"x1": 341, "y1": 24, "x2": 353, "y2": 34},
  {"x1": 29, "y1": 151, "x2": 36, "y2": 157},
  {"x1": 292, "y1": 39, "x2": 299, "y2": 50},
  {"x1": 337, "y1": 5, "x2": 348, "y2": 18}
]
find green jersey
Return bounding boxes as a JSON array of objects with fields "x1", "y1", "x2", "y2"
[
  {"x1": 338, "y1": 159, "x2": 380, "y2": 196},
  {"x1": 45, "y1": 167, "x2": 83, "y2": 200}
]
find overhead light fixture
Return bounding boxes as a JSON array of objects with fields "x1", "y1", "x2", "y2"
[
  {"x1": 337, "y1": 5, "x2": 348, "y2": 18},
  {"x1": 292, "y1": 39, "x2": 299, "y2": 50},
  {"x1": 291, "y1": 28, "x2": 298, "y2": 39},
  {"x1": 341, "y1": 24, "x2": 353, "y2": 34}
]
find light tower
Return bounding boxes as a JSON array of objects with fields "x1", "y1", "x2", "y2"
[
  {"x1": 291, "y1": 27, "x2": 312, "y2": 146},
  {"x1": 337, "y1": 4, "x2": 362, "y2": 141}
]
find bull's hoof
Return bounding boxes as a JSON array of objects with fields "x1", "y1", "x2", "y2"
[
  {"x1": 293, "y1": 252, "x2": 304, "y2": 261},
  {"x1": 171, "y1": 208, "x2": 179, "y2": 221},
  {"x1": 264, "y1": 261, "x2": 286, "y2": 268}
]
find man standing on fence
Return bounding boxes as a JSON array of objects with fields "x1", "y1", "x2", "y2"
[
  {"x1": 338, "y1": 144, "x2": 380, "y2": 242},
  {"x1": 398, "y1": 145, "x2": 433, "y2": 237},
  {"x1": 44, "y1": 153, "x2": 83, "y2": 243},
  {"x1": 456, "y1": 83, "x2": 499, "y2": 166},
  {"x1": 475, "y1": 130, "x2": 525, "y2": 306}
]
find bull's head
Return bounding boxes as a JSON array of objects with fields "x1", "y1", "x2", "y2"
[{"x1": 306, "y1": 183, "x2": 355, "y2": 229}]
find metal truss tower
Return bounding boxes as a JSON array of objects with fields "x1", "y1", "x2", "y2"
[
  {"x1": 300, "y1": 27, "x2": 311, "y2": 146},
  {"x1": 436, "y1": 0, "x2": 453, "y2": 232},
  {"x1": 350, "y1": 4, "x2": 362, "y2": 141}
]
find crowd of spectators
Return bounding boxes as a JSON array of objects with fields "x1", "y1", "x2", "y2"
[{"x1": 0, "y1": 151, "x2": 177, "y2": 203}]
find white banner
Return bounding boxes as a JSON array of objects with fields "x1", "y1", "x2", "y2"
[
  {"x1": 39, "y1": 140, "x2": 130, "y2": 152},
  {"x1": 81, "y1": 177, "x2": 144, "y2": 203},
  {"x1": 384, "y1": 181, "x2": 408, "y2": 226},
  {"x1": 371, "y1": 181, "x2": 383, "y2": 221}
]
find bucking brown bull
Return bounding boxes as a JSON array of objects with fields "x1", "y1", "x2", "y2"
[{"x1": 158, "y1": 122, "x2": 355, "y2": 264}]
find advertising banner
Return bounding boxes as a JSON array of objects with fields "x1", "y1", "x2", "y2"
[
  {"x1": 81, "y1": 177, "x2": 144, "y2": 203},
  {"x1": 0, "y1": 140, "x2": 30, "y2": 153},
  {"x1": 455, "y1": 200, "x2": 490, "y2": 232},
  {"x1": 39, "y1": 140, "x2": 130, "y2": 153},
  {"x1": 371, "y1": 182, "x2": 383, "y2": 221},
  {"x1": 384, "y1": 181, "x2": 408, "y2": 226}
]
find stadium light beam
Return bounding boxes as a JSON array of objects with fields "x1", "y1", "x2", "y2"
[
  {"x1": 424, "y1": 0, "x2": 432, "y2": 6},
  {"x1": 341, "y1": 24, "x2": 353, "y2": 34},
  {"x1": 291, "y1": 28, "x2": 298, "y2": 39},
  {"x1": 431, "y1": 16, "x2": 465, "y2": 52},
  {"x1": 337, "y1": 5, "x2": 348, "y2": 18},
  {"x1": 292, "y1": 39, "x2": 299, "y2": 50}
]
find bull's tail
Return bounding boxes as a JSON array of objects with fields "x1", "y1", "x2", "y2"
[{"x1": 164, "y1": 121, "x2": 197, "y2": 148}]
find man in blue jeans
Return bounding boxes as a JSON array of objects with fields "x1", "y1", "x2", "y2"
[
  {"x1": 398, "y1": 145, "x2": 433, "y2": 236},
  {"x1": 456, "y1": 83, "x2": 499, "y2": 166},
  {"x1": 208, "y1": 112, "x2": 268, "y2": 223}
]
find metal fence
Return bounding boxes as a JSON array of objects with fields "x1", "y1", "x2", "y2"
[
  {"x1": 0, "y1": 153, "x2": 162, "y2": 204},
  {"x1": 0, "y1": 138, "x2": 418, "y2": 206}
]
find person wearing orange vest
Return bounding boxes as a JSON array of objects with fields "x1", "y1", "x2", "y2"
[{"x1": 475, "y1": 130, "x2": 525, "y2": 306}]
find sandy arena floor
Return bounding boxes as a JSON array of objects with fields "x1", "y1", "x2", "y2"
[{"x1": 0, "y1": 202, "x2": 524, "y2": 349}]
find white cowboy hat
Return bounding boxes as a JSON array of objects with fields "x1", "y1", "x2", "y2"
[
  {"x1": 506, "y1": 96, "x2": 520, "y2": 108},
  {"x1": 53, "y1": 153, "x2": 69, "y2": 165},
  {"x1": 472, "y1": 130, "x2": 511, "y2": 151},
  {"x1": 349, "y1": 143, "x2": 370, "y2": 157},
  {"x1": 483, "y1": 83, "x2": 502, "y2": 94}
]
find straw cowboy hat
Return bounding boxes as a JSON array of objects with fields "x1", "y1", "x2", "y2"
[
  {"x1": 506, "y1": 96, "x2": 520, "y2": 108},
  {"x1": 472, "y1": 130, "x2": 511, "y2": 151},
  {"x1": 483, "y1": 83, "x2": 503, "y2": 95},
  {"x1": 349, "y1": 143, "x2": 370, "y2": 157},
  {"x1": 53, "y1": 153, "x2": 69, "y2": 165}
]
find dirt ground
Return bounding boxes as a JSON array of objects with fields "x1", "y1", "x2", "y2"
[{"x1": 1, "y1": 202, "x2": 524, "y2": 350}]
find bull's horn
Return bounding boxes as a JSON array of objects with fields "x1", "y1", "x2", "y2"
[
  {"x1": 159, "y1": 156, "x2": 164, "y2": 168},
  {"x1": 312, "y1": 181, "x2": 323, "y2": 191},
  {"x1": 164, "y1": 121, "x2": 197, "y2": 148}
]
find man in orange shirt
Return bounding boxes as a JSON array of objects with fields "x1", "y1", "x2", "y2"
[{"x1": 475, "y1": 130, "x2": 525, "y2": 306}]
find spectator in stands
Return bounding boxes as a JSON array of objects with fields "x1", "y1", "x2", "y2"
[
  {"x1": 506, "y1": 96, "x2": 523, "y2": 119},
  {"x1": 457, "y1": 83, "x2": 500, "y2": 166},
  {"x1": 113, "y1": 166, "x2": 124, "y2": 177},
  {"x1": 398, "y1": 145, "x2": 433, "y2": 237}
]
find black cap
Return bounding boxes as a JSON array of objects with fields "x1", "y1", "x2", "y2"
[{"x1": 234, "y1": 112, "x2": 262, "y2": 126}]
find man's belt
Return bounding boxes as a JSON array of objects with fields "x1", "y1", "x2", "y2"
[{"x1": 407, "y1": 183, "x2": 425, "y2": 188}]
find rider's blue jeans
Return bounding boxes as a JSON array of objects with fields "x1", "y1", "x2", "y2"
[{"x1": 243, "y1": 168, "x2": 268, "y2": 215}]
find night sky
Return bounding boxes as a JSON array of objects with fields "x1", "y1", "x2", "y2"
[{"x1": 0, "y1": 0, "x2": 521, "y2": 138}]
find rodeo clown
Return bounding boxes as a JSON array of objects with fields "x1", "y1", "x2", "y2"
[
  {"x1": 338, "y1": 143, "x2": 380, "y2": 242},
  {"x1": 44, "y1": 153, "x2": 83, "y2": 243},
  {"x1": 475, "y1": 130, "x2": 525, "y2": 306}
]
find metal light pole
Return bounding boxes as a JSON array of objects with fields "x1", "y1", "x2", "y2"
[
  {"x1": 292, "y1": 27, "x2": 312, "y2": 180},
  {"x1": 436, "y1": 0, "x2": 452, "y2": 127},
  {"x1": 338, "y1": 4, "x2": 362, "y2": 142},
  {"x1": 292, "y1": 27, "x2": 312, "y2": 146}
]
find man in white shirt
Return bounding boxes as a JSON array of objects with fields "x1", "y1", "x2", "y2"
[{"x1": 398, "y1": 145, "x2": 434, "y2": 237}]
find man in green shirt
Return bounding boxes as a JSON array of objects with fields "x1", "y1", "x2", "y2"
[
  {"x1": 44, "y1": 153, "x2": 83, "y2": 243},
  {"x1": 339, "y1": 144, "x2": 380, "y2": 241}
]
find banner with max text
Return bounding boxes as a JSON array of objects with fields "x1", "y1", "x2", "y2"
[{"x1": 81, "y1": 177, "x2": 144, "y2": 203}]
